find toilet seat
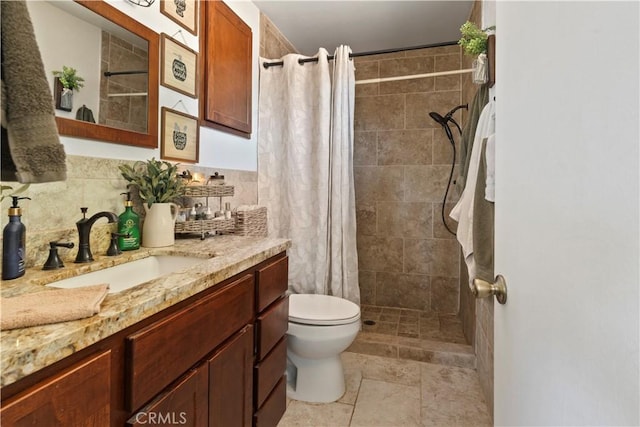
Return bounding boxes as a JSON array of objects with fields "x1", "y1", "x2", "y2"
[{"x1": 289, "y1": 294, "x2": 360, "y2": 326}]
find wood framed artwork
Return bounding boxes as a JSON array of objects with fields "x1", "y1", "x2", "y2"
[
  {"x1": 160, "y1": 0, "x2": 198, "y2": 36},
  {"x1": 160, "y1": 33, "x2": 198, "y2": 98},
  {"x1": 160, "y1": 107, "x2": 199, "y2": 163}
]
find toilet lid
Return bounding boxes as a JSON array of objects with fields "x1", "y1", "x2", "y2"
[{"x1": 289, "y1": 294, "x2": 361, "y2": 326}]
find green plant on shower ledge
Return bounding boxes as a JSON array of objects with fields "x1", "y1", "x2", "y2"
[{"x1": 458, "y1": 21, "x2": 496, "y2": 56}]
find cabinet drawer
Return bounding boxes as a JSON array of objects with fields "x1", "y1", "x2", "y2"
[
  {"x1": 127, "y1": 363, "x2": 208, "y2": 427},
  {"x1": 254, "y1": 337, "x2": 287, "y2": 409},
  {"x1": 256, "y1": 256, "x2": 288, "y2": 312},
  {"x1": 253, "y1": 376, "x2": 286, "y2": 427},
  {"x1": 0, "y1": 351, "x2": 111, "y2": 426},
  {"x1": 126, "y1": 274, "x2": 254, "y2": 411},
  {"x1": 256, "y1": 295, "x2": 289, "y2": 360}
]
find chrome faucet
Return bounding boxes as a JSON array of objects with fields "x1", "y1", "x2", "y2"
[{"x1": 75, "y1": 207, "x2": 119, "y2": 263}]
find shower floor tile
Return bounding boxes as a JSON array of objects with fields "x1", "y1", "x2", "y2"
[{"x1": 352, "y1": 305, "x2": 473, "y2": 368}]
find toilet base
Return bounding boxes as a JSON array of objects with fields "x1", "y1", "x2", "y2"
[{"x1": 286, "y1": 352, "x2": 345, "y2": 403}]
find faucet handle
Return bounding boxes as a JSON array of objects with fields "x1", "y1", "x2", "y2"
[
  {"x1": 43, "y1": 241, "x2": 75, "y2": 270},
  {"x1": 106, "y1": 232, "x2": 130, "y2": 256},
  {"x1": 80, "y1": 207, "x2": 88, "y2": 218}
]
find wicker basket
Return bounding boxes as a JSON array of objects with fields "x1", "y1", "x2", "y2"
[
  {"x1": 233, "y1": 206, "x2": 267, "y2": 237},
  {"x1": 183, "y1": 185, "x2": 234, "y2": 198},
  {"x1": 175, "y1": 218, "x2": 235, "y2": 239}
]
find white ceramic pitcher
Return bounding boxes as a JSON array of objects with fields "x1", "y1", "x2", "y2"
[{"x1": 142, "y1": 203, "x2": 178, "y2": 247}]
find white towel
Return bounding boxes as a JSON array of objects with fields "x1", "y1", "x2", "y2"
[
  {"x1": 449, "y1": 101, "x2": 495, "y2": 282},
  {"x1": 485, "y1": 133, "x2": 495, "y2": 202}
]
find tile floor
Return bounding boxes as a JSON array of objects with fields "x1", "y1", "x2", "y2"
[
  {"x1": 279, "y1": 305, "x2": 492, "y2": 426},
  {"x1": 278, "y1": 352, "x2": 492, "y2": 427}
]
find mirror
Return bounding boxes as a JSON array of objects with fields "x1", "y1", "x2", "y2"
[{"x1": 28, "y1": 0, "x2": 159, "y2": 148}]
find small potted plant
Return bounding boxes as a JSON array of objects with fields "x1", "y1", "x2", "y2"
[
  {"x1": 52, "y1": 65, "x2": 85, "y2": 111},
  {"x1": 119, "y1": 158, "x2": 186, "y2": 247},
  {"x1": 458, "y1": 21, "x2": 495, "y2": 84}
]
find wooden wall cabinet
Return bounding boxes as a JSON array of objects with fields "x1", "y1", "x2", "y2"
[
  {"x1": 200, "y1": 0, "x2": 253, "y2": 137},
  {"x1": 1, "y1": 252, "x2": 289, "y2": 427}
]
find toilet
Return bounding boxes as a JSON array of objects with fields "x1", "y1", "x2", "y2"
[{"x1": 286, "y1": 294, "x2": 361, "y2": 403}]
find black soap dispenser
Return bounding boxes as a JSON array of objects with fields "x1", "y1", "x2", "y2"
[{"x1": 2, "y1": 196, "x2": 31, "y2": 280}]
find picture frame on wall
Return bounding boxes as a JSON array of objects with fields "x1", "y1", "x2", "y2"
[
  {"x1": 160, "y1": 33, "x2": 198, "y2": 98},
  {"x1": 160, "y1": 107, "x2": 199, "y2": 163},
  {"x1": 160, "y1": 0, "x2": 198, "y2": 36}
]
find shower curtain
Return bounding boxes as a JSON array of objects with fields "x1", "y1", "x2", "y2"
[{"x1": 258, "y1": 46, "x2": 360, "y2": 304}]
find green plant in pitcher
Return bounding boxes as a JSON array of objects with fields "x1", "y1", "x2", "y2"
[
  {"x1": 52, "y1": 65, "x2": 85, "y2": 91},
  {"x1": 119, "y1": 158, "x2": 185, "y2": 208},
  {"x1": 458, "y1": 21, "x2": 495, "y2": 56}
]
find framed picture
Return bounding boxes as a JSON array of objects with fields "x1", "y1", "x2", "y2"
[
  {"x1": 160, "y1": 0, "x2": 198, "y2": 36},
  {"x1": 160, "y1": 33, "x2": 198, "y2": 98},
  {"x1": 161, "y1": 107, "x2": 199, "y2": 163}
]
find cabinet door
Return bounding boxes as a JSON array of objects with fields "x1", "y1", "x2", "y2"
[
  {"x1": 208, "y1": 325, "x2": 254, "y2": 427},
  {"x1": 0, "y1": 351, "x2": 111, "y2": 426},
  {"x1": 201, "y1": 0, "x2": 252, "y2": 135},
  {"x1": 126, "y1": 274, "x2": 254, "y2": 411},
  {"x1": 127, "y1": 364, "x2": 208, "y2": 427}
]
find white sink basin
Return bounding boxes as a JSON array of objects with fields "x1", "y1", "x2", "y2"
[{"x1": 46, "y1": 255, "x2": 209, "y2": 293}]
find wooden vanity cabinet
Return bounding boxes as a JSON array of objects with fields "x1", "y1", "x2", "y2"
[
  {"x1": 0, "y1": 252, "x2": 289, "y2": 427},
  {"x1": 200, "y1": 0, "x2": 253, "y2": 136},
  {"x1": 0, "y1": 350, "x2": 111, "y2": 426}
]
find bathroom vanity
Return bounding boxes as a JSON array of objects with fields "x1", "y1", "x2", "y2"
[{"x1": 0, "y1": 236, "x2": 290, "y2": 426}]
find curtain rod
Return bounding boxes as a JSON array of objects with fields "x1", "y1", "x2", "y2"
[
  {"x1": 103, "y1": 70, "x2": 148, "y2": 77},
  {"x1": 261, "y1": 40, "x2": 458, "y2": 69}
]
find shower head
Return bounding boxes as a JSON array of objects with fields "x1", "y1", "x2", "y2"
[{"x1": 429, "y1": 112, "x2": 447, "y2": 126}]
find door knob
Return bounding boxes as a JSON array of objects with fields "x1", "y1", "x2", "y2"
[{"x1": 471, "y1": 275, "x2": 507, "y2": 304}]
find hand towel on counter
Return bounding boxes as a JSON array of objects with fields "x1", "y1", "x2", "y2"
[
  {"x1": 0, "y1": 284, "x2": 109, "y2": 330},
  {"x1": 450, "y1": 101, "x2": 495, "y2": 283},
  {"x1": 1, "y1": 0, "x2": 67, "y2": 183}
]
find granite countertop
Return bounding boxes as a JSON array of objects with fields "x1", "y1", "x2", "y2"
[{"x1": 0, "y1": 235, "x2": 291, "y2": 388}]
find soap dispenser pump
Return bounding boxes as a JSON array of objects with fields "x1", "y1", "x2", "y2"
[
  {"x1": 2, "y1": 196, "x2": 31, "y2": 280},
  {"x1": 118, "y1": 192, "x2": 140, "y2": 251}
]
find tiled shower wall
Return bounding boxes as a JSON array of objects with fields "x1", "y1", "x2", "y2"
[
  {"x1": 259, "y1": 13, "x2": 299, "y2": 59},
  {"x1": 353, "y1": 46, "x2": 464, "y2": 316}
]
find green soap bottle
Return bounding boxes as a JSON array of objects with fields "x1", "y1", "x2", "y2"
[{"x1": 118, "y1": 192, "x2": 140, "y2": 251}]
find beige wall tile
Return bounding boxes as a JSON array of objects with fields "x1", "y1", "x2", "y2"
[
  {"x1": 379, "y1": 77, "x2": 435, "y2": 95},
  {"x1": 354, "y1": 131, "x2": 377, "y2": 166},
  {"x1": 405, "y1": 91, "x2": 462, "y2": 129},
  {"x1": 377, "y1": 130, "x2": 433, "y2": 165},
  {"x1": 354, "y1": 60, "x2": 379, "y2": 80},
  {"x1": 431, "y1": 277, "x2": 460, "y2": 314},
  {"x1": 432, "y1": 127, "x2": 460, "y2": 165},
  {"x1": 354, "y1": 166, "x2": 404, "y2": 203},
  {"x1": 435, "y1": 75, "x2": 462, "y2": 91},
  {"x1": 356, "y1": 235, "x2": 403, "y2": 272},
  {"x1": 408, "y1": 45, "x2": 461, "y2": 57},
  {"x1": 377, "y1": 202, "x2": 432, "y2": 238},
  {"x1": 354, "y1": 94, "x2": 405, "y2": 131},
  {"x1": 356, "y1": 203, "x2": 377, "y2": 236},
  {"x1": 404, "y1": 238, "x2": 435, "y2": 275},
  {"x1": 380, "y1": 57, "x2": 435, "y2": 78},
  {"x1": 358, "y1": 270, "x2": 377, "y2": 305},
  {"x1": 434, "y1": 54, "x2": 461, "y2": 72},
  {"x1": 430, "y1": 239, "x2": 460, "y2": 278},
  {"x1": 405, "y1": 165, "x2": 452, "y2": 203},
  {"x1": 376, "y1": 271, "x2": 430, "y2": 311},
  {"x1": 433, "y1": 202, "x2": 458, "y2": 239},
  {"x1": 355, "y1": 83, "x2": 379, "y2": 97}
]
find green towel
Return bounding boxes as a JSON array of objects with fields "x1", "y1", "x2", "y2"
[
  {"x1": 456, "y1": 85, "x2": 489, "y2": 195},
  {"x1": 1, "y1": 0, "x2": 67, "y2": 183},
  {"x1": 473, "y1": 137, "x2": 494, "y2": 282}
]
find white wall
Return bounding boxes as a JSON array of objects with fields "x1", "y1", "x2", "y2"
[{"x1": 33, "y1": 0, "x2": 260, "y2": 171}]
